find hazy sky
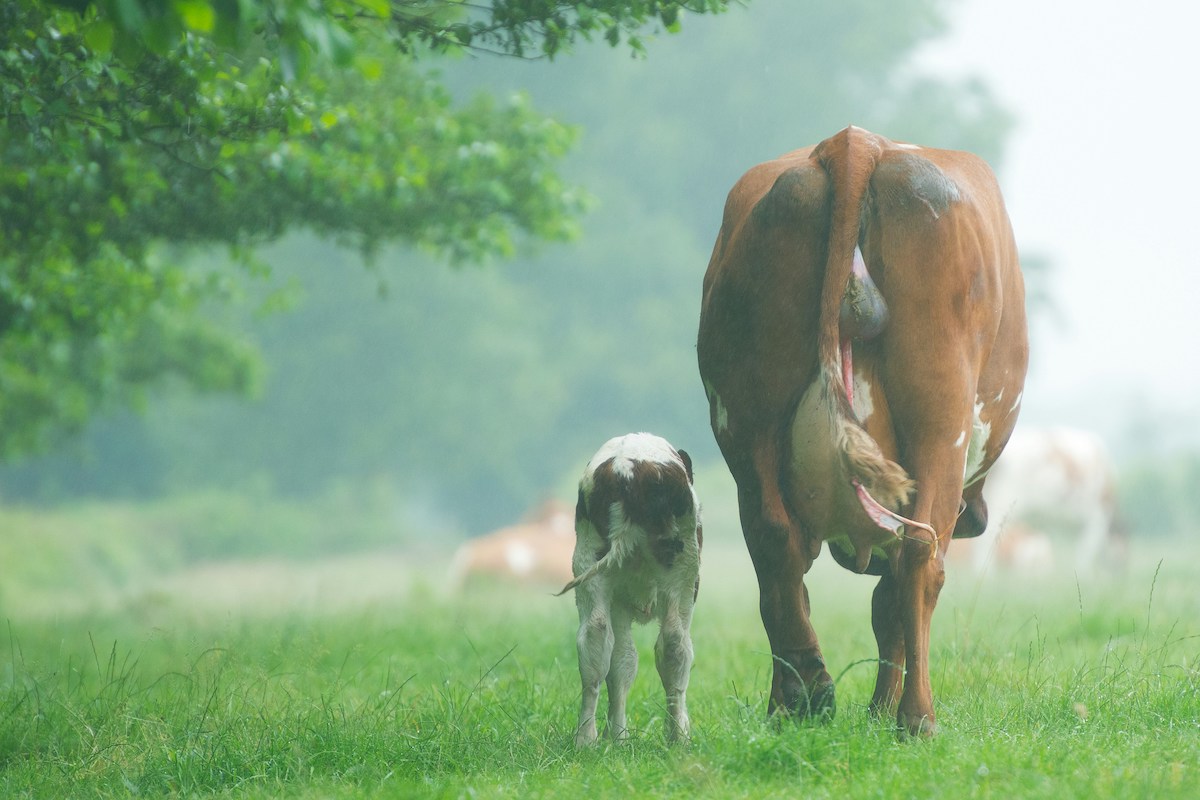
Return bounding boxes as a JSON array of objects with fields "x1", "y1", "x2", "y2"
[{"x1": 916, "y1": 0, "x2": 1200, "y2": 451}]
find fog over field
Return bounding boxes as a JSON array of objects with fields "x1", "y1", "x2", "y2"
[{"x1": 917, "y1": 0, "x2": 1200, "y2": 455}]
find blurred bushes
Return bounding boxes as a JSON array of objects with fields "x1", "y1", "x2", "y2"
[
  {"x1": 0, "y1": 484, "x2": 419, "y2": 610},
  {"x1": 1118, "y1": 451, "x2": 1200, "y2": 538}
]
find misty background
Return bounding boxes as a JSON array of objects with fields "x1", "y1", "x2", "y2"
[
  {"x1": 2, "y1": 0, "x2": 1195, "y2": 561},
  {"x1": 916, "y1": 0, "x2": 1200, "y2": 455}
]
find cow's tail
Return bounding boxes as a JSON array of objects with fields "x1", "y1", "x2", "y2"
[
  {"x1": 554, "y1": 512, "x2": 640, "y2": 597},
  {"x1": 813, "y1": 127, "x2": 914, "y2": 510}
]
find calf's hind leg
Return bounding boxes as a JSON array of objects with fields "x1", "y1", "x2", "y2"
[
  {"x1": 605, "y1": 605, "x2": 638, "y2": 740},
  {"x1": 655, "y1": 602, "x2": 695, "y2": 742},
  {"x1": 574, "y1": 599, "x2": 614, "y2": 746}
]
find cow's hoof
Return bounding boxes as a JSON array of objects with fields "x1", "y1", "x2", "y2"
[
  {"x1": 867, "y1": 698, "x2": 897, "y2": 721},
  {"x1": 896, "y1": 712, "x2": 938, "y2": 740},
  {"x1": 780, "y1": 679, "x2": 836, "y2": 721}
]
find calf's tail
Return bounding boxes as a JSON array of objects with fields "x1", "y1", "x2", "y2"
[{"x1": 554, "y1": 510, "x2": 640, "y2": 596}]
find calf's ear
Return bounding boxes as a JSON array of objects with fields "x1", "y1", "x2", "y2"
[
  {"x1": 575, "y1": 486, "x2": 587, "y2": 524},
  {"x1": 677, "y1": 449, "x2": 694, "y2": 483}
]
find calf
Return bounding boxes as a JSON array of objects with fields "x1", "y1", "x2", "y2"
[{"x1": 558, "y1": 433, "x2": 702, "y2": 746}]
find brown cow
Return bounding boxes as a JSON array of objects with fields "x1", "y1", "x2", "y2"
[
  {"x1": 697, "y1": 126, "x2": 1028, "y2": 737},
  {"x1": 447, "y1": 500, "x2": 576, "y2": 590}
]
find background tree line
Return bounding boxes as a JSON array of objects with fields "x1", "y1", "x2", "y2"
[{"x1": 3, "y1": 0, "x2": 1037, "y2": 536}]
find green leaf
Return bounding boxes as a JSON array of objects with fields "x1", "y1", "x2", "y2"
[
  {"x1": 174, "y1": 0, "x2": 216, "y2": 34},
  {"x1": 83, "y1": 19, "x2": 115, "y2": 54}
]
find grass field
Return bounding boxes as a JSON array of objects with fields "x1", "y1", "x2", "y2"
[{"x1": 1, "y1": 497, "x2": 1198, "y2": 798}]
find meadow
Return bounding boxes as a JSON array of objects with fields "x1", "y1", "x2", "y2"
[{"x1": 1, "y1": 491, "x2": 1198, "y2": 799}]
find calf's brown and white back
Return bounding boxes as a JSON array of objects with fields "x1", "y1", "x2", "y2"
[{"x1": 558, "y1": 432, "x2": 702, "y2": 745}]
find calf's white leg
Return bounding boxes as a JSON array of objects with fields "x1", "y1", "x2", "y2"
[
  {"x1": 575, "y1": 600, "x2": 613, "y2": 747},
  {"x1": 605, "y1": 605, "x2": 638, "y2": 740},
  {"x1": 655, "y1": 603, "x2": 694, "y2": 742}
]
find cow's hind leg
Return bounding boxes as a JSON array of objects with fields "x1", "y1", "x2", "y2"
[
  {"x1": 868, "y1": 569, "x2": 905, "y2": 716},
  {"x1": 605, "y1": 605, "x2": 637, "y2": 741},
  {"x1": 735, "y1": 447, "x2": 834, "y2": 720},
  {"x1": 655, "y1": 600, "x2": 695, "y2": 742},
  {"x1": 894, "y1": 524, "x2": 949, "y2": 738},
  {"x1": 885, "y1": 443, "x2": 964, "y2": 737},
  {"x1": 575, "y1": 599, "x2": 614, "y2": 746}
]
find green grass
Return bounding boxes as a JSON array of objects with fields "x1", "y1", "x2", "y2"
[{"x1": 1, "y1": 505, "x2": 1198, "y2": 797}]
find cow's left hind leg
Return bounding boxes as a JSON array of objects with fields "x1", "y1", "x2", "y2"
[
  {"x1": 868, "y1": 569, "x2": 905, "y2": 716},
  {"x1": 728, "y1": 444, "x2": 834, "y2": 721},
  {"x1": 655, "y1": 601, "x2": 695, "y2": 742}
]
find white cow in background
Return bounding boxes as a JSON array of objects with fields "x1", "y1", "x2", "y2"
[{"x1": 955, "y1": 427, "x2": 1126, "y2": 575}]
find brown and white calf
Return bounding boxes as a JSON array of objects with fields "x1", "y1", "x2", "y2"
[{"x1": 558, "y1": 433, "x2": 702, "y2": 746}]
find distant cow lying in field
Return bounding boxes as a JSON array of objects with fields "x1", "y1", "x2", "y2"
[
  {"x1": 557, "y1": 433, "x2": 702, "y2": 746},
  {"x1": 952, "y1": 427, "x2": 1126, "y2": 575},
  {"x1": 448, "y1": 500, "x2": 575, "y2": 590}
]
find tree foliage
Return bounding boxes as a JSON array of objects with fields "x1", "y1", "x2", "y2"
[
  {"x1": 51, "y1": 0, "x2": 731, "y2": 60},
  {"x1": 1, "y1": 0, "x2": 729, "y2": 456},
  {"x1": 3, "y1": 1, "x2": 1021, "y2": 531}
]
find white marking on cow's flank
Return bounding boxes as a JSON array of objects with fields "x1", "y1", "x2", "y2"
[
  {"x1": 1009, "y1": 391, "x2": 1023, "y2": 416},
  {"x1": 963, "y1": 399, "x2": 992, "y2": 487},
  {"x1": 704, "y1": 380, "x2": 729, "y2": 435},
  {"x1": 955, "y1": 430, "x2": 966, "y2": 448}
]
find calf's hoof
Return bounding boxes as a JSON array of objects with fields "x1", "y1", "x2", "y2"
[
  {"x1": 574, "y1": 724, "x2": 599, "y2": 748},
  {"x1": 664, "y1": 714, "x2": 691, "y2": 745}
]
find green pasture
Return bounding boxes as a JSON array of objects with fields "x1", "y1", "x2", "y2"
[{"x1": 1, "y1": 494, "x2": 1197, "y2": 799}]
